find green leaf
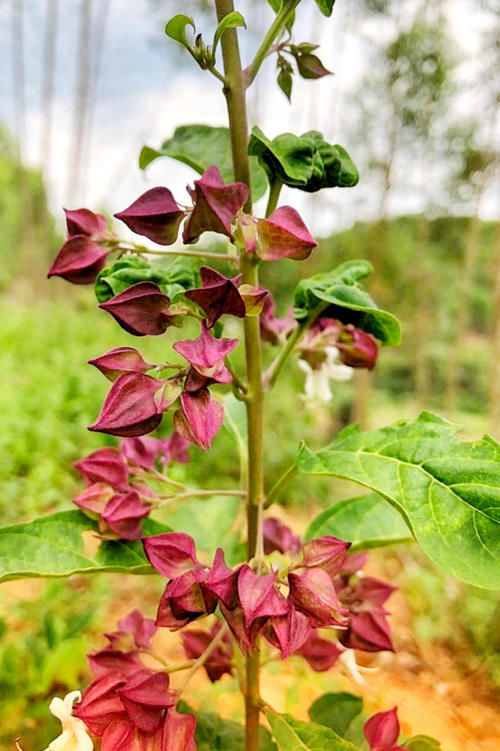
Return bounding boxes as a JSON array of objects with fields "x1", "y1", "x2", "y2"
[
  {"x1": 404, "y1": 735, "x2": 441, "y2": 751},
  {"x1": 0, "y1": 511, "x2": 170, "y2": 582},
  {"x1": 165, "y1": 14, "x2": 195, "y2": 47},
  {"x1": 314, "y1": 0, "x2": 336, "y2": 16},
  {"x1": 189, "y1": 708, "x2": 276, "y2": 751},
  {"x1": 167, "y1": 494, "x2": 242, "y2": 562},
  {"x1": 139, "y1": 125, "x2": 267, "y2": 201},
  {"x1": 213, "y1": 12, "x2": 246, "y2": 51},
  {"x1": 94, "y1": 255, "x2": 199, "y2": 303},
  {"x1": 248, "y1": 126, "x2": 358, "y2": 192},
  {"x1": 305, "y1": 493, "x2": 413, "y2": 550},
  {"x1": 294, "y1": 259, "x2": 401, "y2": 345},
  {"x1": 277, "y1": 66, "x2": 293, "y2": 102},
  {"x1": 309, "y1": 692, "x2": 363, "y2": 738},
  {"x1": 266, "y1": 709, "x2": 359, "y2": 751},
  {"x1": 298, "y1": 412, "x2": 500, "y2": 589}
]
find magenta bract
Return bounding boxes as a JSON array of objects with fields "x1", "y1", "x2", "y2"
[
  {"x1": 89, "y1": 372, "x2": 167, "y2": 437},
  {"x1": 354, "y1": 576, "x2": 396, "y2": 608},
  {"x1": 266, "y1": 603, "x2": 312, "y2": 659},
  {"x1": 99, "y1": 281, "x2": 173, "y2": 337},
  {"x1": 288, "y1": 567, "x2": 348, "y2": 628},
  {"x1": 263, "y1": 518, "x2": 302, "y2": 556},
  {"x1": 119, "y1": 670, "x2": 175, "y2": 733},
  {"x1": 260, "y1": 292, "x2": 297, "y2": 345},
  {"x1": 184, "y1": 266, "x2": 246, "y2": 327},
  {"x1": 102, "y1": 490, "x2": 151, "y2": 540},
  {"x1": 48, "y1": 235, "x2": 111, "y2": 285},
  {"x1": 74, "y1": 447, "x2": 130, "y2": 491},
  {"x1": 156, "y1": 569, "x2": 217, "y2": 630},
  {"x1": 73, "y1": 482, "x2": 115, "y2": 518},
  {"x1": 183, "y1": 165, "x2": 249, "y2": 243},
  {"x1": 74, "y1": 674, "x2": 127, "y2": 735},
  {"x1": 181, "y1": 624, "x2": 233, "y2": 682},
  {"x1": 89, "y1": 647, "x2": 144, "y2": 680},
  {"x1": 114, "y1": 187, "x2": 185, "y2": 246},
  {"x1": 256, "y1": 206, "x2": 317, "y2": 261},
  {"x1": 143, "y1": 532, "x2": 200, "y2": 579},
  {"x1": 173, "y1": 324, "x2": 238, "y2": 379},
  {"x1": 296, "y1": 631, "x2": 342, "y2": 672},
  {"x1": 341, "y1": 609, "x2": 394, "y2": 653},
  {"x1": 364, "y1": 707, "x2": 404, "y2": 751},
  {"x1": 162, "y1": 710, "x2": 198, "y2": 751},
  {"x1": 301, "y1": 535, "x2": 350, "y2": 576},
  {"x1": 337, "y1": 327, "x2": 379, "y2": 370},
  {"x1": 64, "y1": 207, "x2": 108, "y2": 239},
  {"x1": 118, "y1": 610, "x2": 157, "y2": 650},
  {"x1": 174, "y1": 389, "x2": 224, "y2": 451},
  {"x1": 121, "y1": 436, "x2": 170, "y2": 470},
  {"x1": 162, "y1": 432, "x2": 191, "y2": 464},
  {"x1": 205, "y1": 548, "x2": 240, "y2": 609},
  {"x1": 89, "y1": 346, "x2": 154, "y2": 382},
  {"x1": 237, "y1": 566, "x2": 288, "y2": 628}
]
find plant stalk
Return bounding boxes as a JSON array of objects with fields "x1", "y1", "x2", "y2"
[
  {"x1": 215, "y1": 2, "x2": 262, "y2": 748},
  {"x1": 244, "y1": 0, "x2": 300, "y2": 86}
]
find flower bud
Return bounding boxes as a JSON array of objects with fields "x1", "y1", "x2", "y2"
[
  {"x1": 364, "y1": 707, "x2": 403, "y2": 751},
  {"x1": 89, "y1": 372, "x2": 167, "y2": 437},
  {"x1": 114, "y1": 187, "x2": 185, "y2": 245},
  {"x1": 74, "y1": 447, "x2": 129, "y2": 491},
  {"x1": 117, "y1": 609, "x2": 157, "y2": 650},
  {"x1": 89, "y1": 346, "x2": 154, "y2": 382},
  {"x1": 99, "y1": 281, "x2": 174, "y2": 336},
  {"x1": 48, "y1": 236, "x2": 111, "y2": 285},
  {"x1": 256, "y1": 206, "x2": 317, "y2": 261},
  {"x1": 183, "y1": 165, "x2": 249, "y2": 243},
  {"x1": 336, "y1": 327, "x2": 378, "y2": 370},
  {"x1": 174, "y1": 389, "x2": 224, "y2": 451},
  {"x1": 184, "y1": 266, "x2": 245, "y2": 327}
]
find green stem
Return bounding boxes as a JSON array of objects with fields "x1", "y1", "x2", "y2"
[
  {"x1": 264, "y1": 463, "x2": 298, "y2": 509},
  {"x1": 118, "y1": 243, "x2": 238, "y2": 263},
  {"x1": 266, "y1": 322, "x2": 305, "y2": 388},
  {"x1": 265, "y1": 179, "x2": 283, "y2": 217},
  {"x1": 244, "y1": 0, "x2": 301, "y2": 87},
  {"x1": 215, "y1": 3, "x2": 262, "y2": 749}
]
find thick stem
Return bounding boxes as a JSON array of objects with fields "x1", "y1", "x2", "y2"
[{"x1": 215, "y1": 3, "x2": 262, "y2": 749}]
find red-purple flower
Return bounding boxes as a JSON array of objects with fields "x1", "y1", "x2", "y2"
[
  {"x1": 259, "y1": 292, "x2": 297, "y2": 345},
  {"x1": 89, "y1": 610, "x2": 156, "y2": 679},
  {"x1": 48, "y1": 236, "x2": 111, "y2": 285},
  {"x1": 337, "y1": 327, "x2": 379, "y2": 370},
  {"x1": 184, "y1": 267, "x2": 245, "y2": 327},
  {"x1": 73, "y1": 482, "x2": 115, "y2": 518},
  {"x1": 114, "y1": 187, "x2": 186, "y2": 246},
  {"x1": 64, "y1": 207, "x2": 108, "y2": 239},
  {"x1": 183, "y1": 165, "x2": 249, "y2": 243},
  {"x1": 296, "y1": 631, "x2": 342, "y2": 672},
  {"x1": 364, "y1": 707, "x2": 405, "y2": 751},
  {"x1": 237, "y1": 566, "x2": 289, "y2": 629},
  {"x1": 256, "y1": 206, "x2": 317, "y2": 261},
  {"x1": 101, "y1": 490, "x2": 151, "y2": 540},
  {"x1": 288, "y1": 567, "x2": 348, "y2": 628},
  {"x1": 156, "y1": 568, "x2": 218, "y2": 630},
  {"x1": 74, "y1": 447, "x2": 129, "y2": 491},
  {"x1": 173, "y1": 324, "x2": 238, "y2": 386},
  {"x1": 89, "y1": 372, "x2": 170, "y2": 437},
  {"x1": 99, "y1": 281, "x2": 176, "y2": 336},
  {"x1": 143, "y1": 532, "x2": 201, "y2": 579},
  {"x1": 301, "y1": 536, "x2": 350, "y2": 577},
  {"x1": 181, "y1": 623, "x2": 233, "y2": 682},
  {"x1": 174, "y1": 389, "x2": 224, "y2": 451},
  {"x1": 263, "y1": 518, "x2": 302, "y2": 556},
  {"x1": 89, "y1": 347, "x2": 154, "y2": 382},
  {"x1": 338, "y1": 575, "x2": 396, "y2": 653},
  {"x1": 265, "y1": 602, "x2": 312, "y2": 659}
]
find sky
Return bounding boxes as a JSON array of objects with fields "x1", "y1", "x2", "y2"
[{"x1": 0, "y1": 0, "x2": 497, "y2": 238}]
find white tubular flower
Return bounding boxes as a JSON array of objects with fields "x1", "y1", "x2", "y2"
[
  {"x1": 338, "y1": 648, "x2": 378, "y2": 684},
  {"x1": 43, "y1": 691, "x2": 94, "y2": 751},
  {"x1": 298, "y1": 346, "x2": 353, "y2": 405}
]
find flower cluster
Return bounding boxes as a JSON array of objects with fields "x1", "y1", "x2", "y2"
[
  {"x1": 73, "y1": 610, "x2": 197, "y2": 751},
  {"x1": 142, "y1": 525, "x2": 395, "y2": 666}
]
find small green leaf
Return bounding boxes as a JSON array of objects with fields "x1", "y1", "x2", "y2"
[
  {"x1": 94, "y1": 256, "x2": 199, "y2": 303},
  {"x1": 139, "y1": 125, "x2": 267, "y2": 201},
  {"x1": 314, "y1": 0, "x2": 336, "y2": 16},
  {"x1": 248, "y1": 126, "x2": 358, "y2": 192},
  {"x1": 0, "y1": 511, "x2": 170, "y2": 582},
  {"x1": 309, "y1": 692, "x2": 363, "y2": 738},
  {"x1": 213, "y1": 11, "x2": 246, "y2": 51},
  {"x1": 294, "y1": 259, "x2": 401, "y2": 345},
  {"x1": 404, "y1": 735, "x2": 441, "y2": 751},
  {"x1": 305, "y1": 493, "x2": 413, "y2": 549},
  {"x1": 278, "y1": 67, "x2": 293, "y2": 101},
  {"x1": 165, "y1": 14, "x2": 195, "y2": 47},
  {"x1": 298, "y1": 412, "x2": 500, "y2": 589},
  {"x1": 266, "y1": 709, "x2": 359, "y2": 751},
  {"x1": 187, "y1": 708, "x2": 276, "y2": 750}
]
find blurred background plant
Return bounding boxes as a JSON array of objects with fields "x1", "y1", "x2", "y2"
[{"x1": 0, "y1": 0, "x2": 499, "y2": 748}]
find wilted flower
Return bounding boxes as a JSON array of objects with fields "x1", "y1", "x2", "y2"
[
  {"x1": 183, "y1": 165, "x2": 249, "y2": 243},
  {"x1": 99, "y1": 281, "x2": 176, "y2": 336},
  {"x1": 48, "y1": 236, "x2": 111, "y2": 285},
  {"x1": 88, "y1": 347, "x2": 154, "y2": 382},
  {"x1": 184, "y1": 266, "x2": 245, "y2": 327},
  {"x1": 43, "y1": 690, "x2": 94, "y2": 751},
  {"x1": 114, "y1": 187, "x2": 185, "y2": 245},
  {"x1": 256, "y1": 206, "x2": 317, "y2": 261},
  {"x1": 364, "y1": 707, "x2": 405, "y2": 751}
]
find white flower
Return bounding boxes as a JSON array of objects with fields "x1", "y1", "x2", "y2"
[
  {"x1": 298, "y1": 346, "x2": 353, "y2": 405},
  {"x1": 42, "y1": 691, "x2": 94, "y2": 751},
  {"x1": 338, "y1": 648, "x2": 378, "y2": 684}
]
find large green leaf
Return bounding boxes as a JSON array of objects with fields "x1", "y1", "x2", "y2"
[
  {"x1": 94, "y1": 255, "x2": 199, "y2": 303},
  {"x1": 308, "y1": 692, "x2": 363, "y2": 738},
  {"x1": 266, "y1": 709, "x2": 359, "y2": 751},
  {"x1": 248, "y1": 126, "x2": 358, "y2": 192},
  {"x1": 0, "y1": 511, "x2": 170, "y2": 582},
  {"x1": 191, "y1": 709, "x2": 276, "y2": 750},
  {"x1": 139, "y1": 125, "x2": 267, "y2": 201},
  {"x1": 305, "y1": 493, "x2": 413, "y2": 550},
  {"x1": 294, "y1": 260, "x2": 401, "y2": 345},
  {"x1": 298, "y1": 412, "x2": 500, "y2": 588}
]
